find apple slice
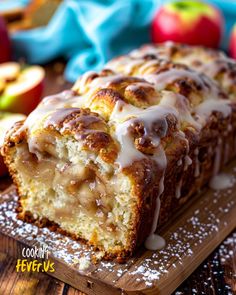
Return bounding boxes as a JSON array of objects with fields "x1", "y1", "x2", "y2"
[
  {"x1": 0, "y1": 112, "x2": 25, "y2": 176},
  {"x1": 0, "y1": 62, "x2": 20, "y2": 82},
  {"x1": 0, "y1": 66, "x2": 45, "y2": 115}
]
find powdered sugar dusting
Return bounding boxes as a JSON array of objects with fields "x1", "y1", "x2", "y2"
[{"x1": 0, "y1": 167, "x2": 235, "y2": 292}]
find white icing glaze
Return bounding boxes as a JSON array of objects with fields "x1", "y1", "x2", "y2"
[
  {"x1": 224, "y1": 142, "x2": 230, "y2": 164},
  {"x1": 151, "y1": 183, "x2": 162, "y2": 233},
  {"x1": 110, "y1": 100, "x2": 140, "y2": 122},
  {"x1": 143, "y1": 69, "x2": 206, "y2": 92},
  {"x1": 209, "y1": 173, "x2": 234, "y2": 190},
  {"x1": 111, "y1": 101, "x2": 178, "y2": 169},
  {"x1": 125, "y1": 82, "x2": 155, "y2": 93},
  {"x1": 201, "y1": 58, "x2": 233, "y2": 79},
  {"x1": 106, "y1": 58, "x2": 144, "y2": 75},
  {"x1": 177, "y1": 158, "x2": 183, "y2": 166},
  {"x1": 28, "y1": 136, "x2": 43, "y2": 160},
  {"x1": 130, "y1": 44, "x2": 170, "y2": 60},
  {"x1": 153, "y1": 145, "x2": 167, "y2": 169},
  {"x1": 138, "y1": 60, "x2": 159, "y2": 74},
  {"x1": 76, "y1": 71, "x2": 97, "y2": 93},
  {"x1": 75, "y1": 72, "x2": 125, "y2": 95},
  {"x1": 89, "y1": 74, "x2": 122, "y2": 89},
  {"x1": 159, "y1": 91, "x2": 201, "y2": 130},
  {"x1": 130, "y1": 47, "x2": 158, "y2": 58},
  {"x1": 184, "y1": 155, "x2": 192, "y2": 171},
  {"x1": 194, "y1": 148, "x2": 200, "y2": 178},
  {"x1": 114, "y1": 119, "x2": 145, "y2": 168},
  {"x1": 144, "y1": 233, "x2": 166, "y2": 251},
  {"x1": 44, "y1": 108, "x2": 81, "y2": 128},
  {"x1": 213, "y1": 138, "x2": 222, "y2": 176},
  {"x1": 144, "y1": 193, "x2": 166, "y2": 251},
  {"x1": 195, "y1": 99, "x2": 232, "y2": 124},
  {"x1": 175, "y1": 178, "x2": 183, "y2": 199},
  {"x1": 124, "y1": 59, "x2": 145, "y2": 74},
  {"x1": 23, "y1": 90, "x2": 80, "y2": 133}
]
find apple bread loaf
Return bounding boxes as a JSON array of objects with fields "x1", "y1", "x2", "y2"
[{"x1": 2, "y1": 44, "x2": 236, "y2": 260}]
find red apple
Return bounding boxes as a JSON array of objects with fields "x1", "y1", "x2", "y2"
[
  {"x1": 0, "y1": 112, "x2": 25, "y2": 177},
  {"x1": 229, "y1": 24, "x2": 236, "y2": 59},
  {"x1": 0, "y1": 64, "x2": 45, "y2": 115},
  {"x1": 0, "y1": 16, "x2": 11, "y2": 63},
  {"x1": 151, "y1": 0, "x2": 224, "y2": 48}
]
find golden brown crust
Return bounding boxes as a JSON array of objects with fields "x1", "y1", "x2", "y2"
[
  {"x1": 2, "y1": 108, "x2": 119, "y2": 165},
  {"x1": 46, "y1": 107, "x2": 119, "y2": 163}
]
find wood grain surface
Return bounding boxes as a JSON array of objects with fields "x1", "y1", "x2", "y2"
[
  {"x1": 0, "y1": 236, "x2": 235, "y2": 295},
  {"x1": 0, "y1": 63, "x2": 235, "y2": 295}
]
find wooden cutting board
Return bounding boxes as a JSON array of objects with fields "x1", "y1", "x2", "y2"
[{"x1": 0, "y1": 160, "x2": 236, "y2": 295}]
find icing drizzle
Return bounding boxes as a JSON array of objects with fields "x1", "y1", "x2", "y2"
[{"x1": 15, "y1": 48, "x2": 236, "y2": 253}]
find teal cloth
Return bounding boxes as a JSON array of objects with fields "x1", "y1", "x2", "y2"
[
  {"x1": 11, "y1": 0, "x2": 159, "y2": 82},
  {"x1": 0, "y1": 0, "x2": 29, "y2": 12}
]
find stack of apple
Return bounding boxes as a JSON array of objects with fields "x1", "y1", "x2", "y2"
[
  {"x1": 0, "y1": 16, "x2": 45, "y2": 176},
  {"x1": 151, "y1": 0, "x2": 236, "y2": 58}
]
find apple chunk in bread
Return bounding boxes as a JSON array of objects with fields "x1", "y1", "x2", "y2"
[{"x1": 0, "y1": 64, "x2": 45, "y2": 115}]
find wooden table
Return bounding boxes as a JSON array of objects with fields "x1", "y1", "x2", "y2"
[{"x1": 0, "y1": 63, "x2": 235, "y2": 295}]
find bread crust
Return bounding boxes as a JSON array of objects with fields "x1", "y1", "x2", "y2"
[{"x1": 2, "y1": 43, "x2": 236, "y2": 260}]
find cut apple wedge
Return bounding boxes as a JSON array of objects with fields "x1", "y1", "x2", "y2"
[
  {"x1": 0, "y1": 62, "x2": 20, "y2": 82},
  {"x1": 0, "y1": 65, "x2": 45, "y2": 115},
  {"x1": 0, "y1": 112, "x2": 25, "y2": 176}
]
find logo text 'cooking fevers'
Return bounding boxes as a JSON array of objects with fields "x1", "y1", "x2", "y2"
[{"x1": 15, "y1": 244, "x2": 55, "y2": 273}]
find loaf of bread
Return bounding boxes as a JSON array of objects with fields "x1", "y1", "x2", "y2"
[{"x1": 2, "y1": 43, "x2": 236, "y2": 261}]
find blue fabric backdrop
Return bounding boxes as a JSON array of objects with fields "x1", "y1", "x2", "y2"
[{"x1": 0, "y1": 0, "x2": 29, "y2": 12}]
